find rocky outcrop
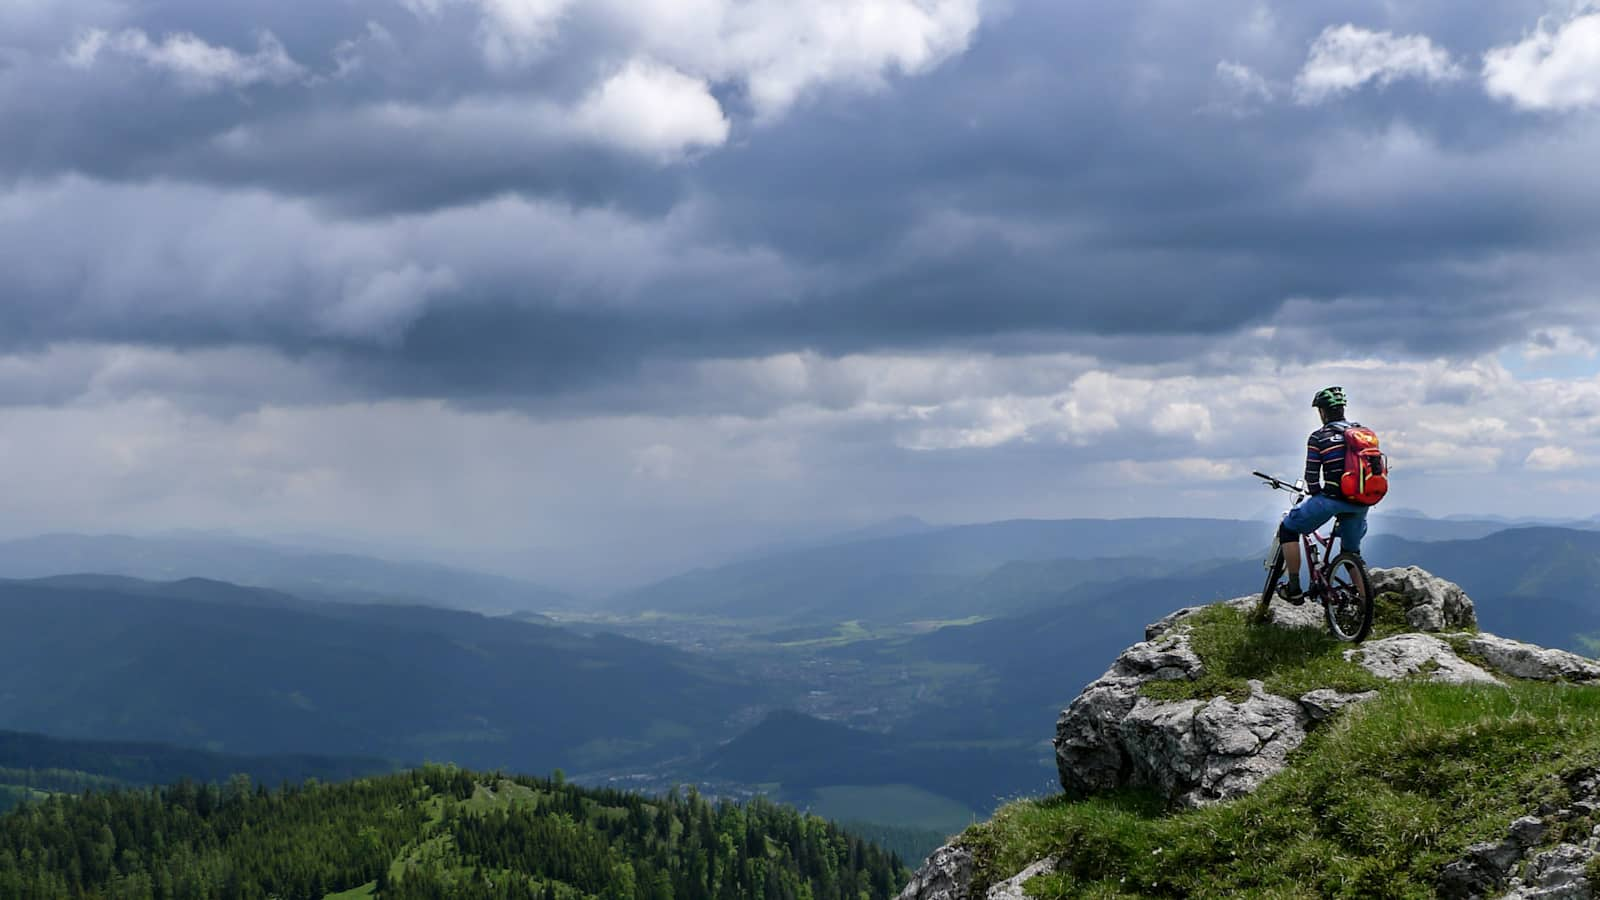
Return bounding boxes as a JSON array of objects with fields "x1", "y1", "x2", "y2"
[
  {"x1": 1438, "y1": 771, "x2": 1600, "y2": 899},
  {"x1": 1370, "y1": 565, "x2": 1478, "y2": 632},
  {"x1": 1345, "y1": 634, "x2": 1502, "y2": 685},
  {"x1": 1118, "y1": 680, "x2": 1310, "y2": 806},
  {"x1": 896, "y1": 851, "x2": 1056, "y2": 900},
  {"x1": 1053, "y1": 627, "x2": 1205, "y2": 797},
  {"x1": 1463, "y1": 635, "x2": 1600, "y2": 684},
  {"x1": 904, "y1": 567, "x2": 1600, "y2": 900},
  {"x1": 1056, "y1": 567, "x2": 1486, "y2": 807},
  {"x1": 897, "y1": 845, "x2": 974, "y2": 900}
]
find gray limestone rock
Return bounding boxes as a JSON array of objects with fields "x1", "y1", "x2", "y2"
[
  {"x1": 897, "y1": 844, "x2": 975, "y2": 900},
  {"x1": 1145, "y1": 606, "x2": 1205, "y2": 642},
  {"x1": 1345, "y1": 634, "x2": 1501, "y2": 685},
  {"x1": 1054, "y1": 629, "x2": 1205, "y2": 796},
  {"x1": 1222, "y1": 593, "x2": 1325, "y2": 632},
  {"x1": 1093, "y1": 680, "x2": 1310, "y2": 806},
  {"x1": 1058, "y1": 574, "x2": 1488, "y2": 805},
  {"x1": 1464, "y1": 634, "x2": 1600, "y2": 684},
  {"x1": 984, "y1": 858, "x2": 1058, "y2": 900},
  {"x1": 1510, "y1": 816, "x2": 1552, "y2": 848},
  {"x1": 1369, "y1": 565, "x2": 1478, "y2": 632},
  {"x1": 1516, "y1": 844, "x2": 1593, "y2": 898},
  {"x1": 1299, "y1": 688, "x2": 1379, "y2": 722}
]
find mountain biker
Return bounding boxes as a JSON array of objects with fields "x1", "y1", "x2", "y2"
[{"x1": 1276, "y1": 386, "x2": 1369, "y2": 604}]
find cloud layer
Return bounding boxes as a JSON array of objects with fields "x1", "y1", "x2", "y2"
[{"x1": 3, "y1": 0, "x2": 1600, "y2": 583}]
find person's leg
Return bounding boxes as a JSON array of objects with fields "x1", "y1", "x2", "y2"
[
  {"x1": 1333, "y1": 508, "x2": 1369, "y2": 556},
  {"x1": 1281, "y1": 534, "x2": 1302, "y2": 582},
  {"x1": 1279, "y1": 496, "x2": 1337, "y2": 601}
]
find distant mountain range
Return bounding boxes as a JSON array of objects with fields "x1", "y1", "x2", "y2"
[
  {"x1": 609, "y1": 513, "x2": 1582, "y2": 624},
  {"x1": 6, "y1": 518, "x2": 1596, "y2": 841},
  {"x1": 0, "y1": 576, "x2": 764, "y2": 773},
  {"x1": 0, "y1": 533, "x2": 570, "y2": 613},
  {"x1": 612, "y1": 517, "x2": 1274, "y2": 622},
  {"x1": 1366, "y1": 527, "x2": 1600, "y2": 651}
]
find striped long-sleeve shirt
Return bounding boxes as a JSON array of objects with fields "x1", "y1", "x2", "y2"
[{"x1": 1305, "y1": 419, "x2": 1358, "y2": 499}]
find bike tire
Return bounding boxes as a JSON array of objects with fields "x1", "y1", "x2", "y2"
[
  {"x1": 1324, "y1": 552, "x2": 1373, "y2": 643},
  {"x1": 1257, "y1": 545, "x2": 1284, "y2": 623}
]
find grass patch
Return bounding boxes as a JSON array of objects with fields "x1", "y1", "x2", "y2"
[
  {"x1": 963, "y1": 681, "x2": 1600, "y2": 898},
  {"x1": 1139, "y1": 605, "x2": 1385, "y2": 704},
  {"x1": 1370, "y1": 591, "x2": 1411, "y2": 635}
]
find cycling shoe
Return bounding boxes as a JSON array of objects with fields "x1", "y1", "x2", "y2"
[{"x1": 1277, "y1": 582, "x2": 1307, "y2": 606}]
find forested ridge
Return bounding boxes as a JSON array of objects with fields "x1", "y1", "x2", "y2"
[
  {"x1": 0, "y1": 765, "x2": 910, "y2": 899},
  {"x1": 0, "y1": 730, "x2": 397, "y2": 816}
]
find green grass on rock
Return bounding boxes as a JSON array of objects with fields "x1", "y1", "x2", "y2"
[
  {"x1": 964, "y1": 682, "x2": 1600, "y2": 898},
  {"x1": 1139, "y1": 605, "x2": 1386, "y2": 704}
]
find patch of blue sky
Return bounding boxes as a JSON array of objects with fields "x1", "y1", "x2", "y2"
[{"x1": 1498, "y1": 348, "x2": 1600, "y2": 381}]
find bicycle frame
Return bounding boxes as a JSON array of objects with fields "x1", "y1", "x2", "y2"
[
  {"x1": 1254, "y1": 471, "x2": 1340, "y2": 598},
  {"x1": 1297, "y1": 518, "x2": 1337, "y2": 599}
]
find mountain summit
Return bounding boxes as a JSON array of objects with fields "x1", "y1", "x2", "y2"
[{"x1": 901, "y1": 568, "x2": 1600, "y2": 899}]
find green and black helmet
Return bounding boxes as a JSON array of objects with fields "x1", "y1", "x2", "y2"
[{"x1": 1312, "y1": 386, "x2": 1347, "y2": 409}]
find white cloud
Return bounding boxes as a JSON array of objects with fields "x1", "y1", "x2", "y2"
[
  {"x1": 1293, "y1": 24, "x2": 1462, "y2": 104},
  {"x1": 417, "y1": 0, "x2": 983, "y2": 119},
  {"x1": 572, "y1": 59, "x2": 731, "y2": 158},
  {"x1": 65, "y1": 28, "x2": 306, "y2": 91},
  {"x1": 1484, "y1": 12, "x2": 1600, "y2": 111},
  {"x1": 1527, "y1": 445, "x2": 1583, "y2": 470},
  {"x1": 669, "y1": 0, "x2": 985, "y2": 118},
  {"x1": 1203, "y1": 60, "x2": 1276, "y2": 117}
]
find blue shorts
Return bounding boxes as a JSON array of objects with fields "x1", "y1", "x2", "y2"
[{"x1": 1279, "y1": 494, "x2": 1368, "y2": 554}]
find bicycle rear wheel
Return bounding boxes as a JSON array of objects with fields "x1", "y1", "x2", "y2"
[
  {"x1": 1324, "y1": 552, "x2": 1373, "y2": 643},
  {"x1": 1257, "y1": 544, "x2": 1284, "y2": 623}
]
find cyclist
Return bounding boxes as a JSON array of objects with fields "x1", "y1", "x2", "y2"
[{"x1": 1276, "y1": 386, "x2": 1369, "y2": 604}]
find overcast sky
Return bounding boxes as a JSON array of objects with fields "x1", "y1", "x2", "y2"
[{"x1": 3, "y1": 0, "x2": 1600, "y2": 588}]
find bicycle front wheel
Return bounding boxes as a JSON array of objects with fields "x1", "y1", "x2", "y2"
[
  {"x1": 1257, "y1": 544, "x2": 1284, "y2": 623},
  {"x1": 1324, "y1": 552, "x2": 1373, "y2": 643}
]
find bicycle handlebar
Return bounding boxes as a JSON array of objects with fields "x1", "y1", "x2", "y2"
[{"x1": 1253, "y1": 471, "x2": 1308, "y2": 496}]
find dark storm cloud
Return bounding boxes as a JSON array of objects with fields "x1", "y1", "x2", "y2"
[{"x1": 1, "y1": 0, "x2": 1597, "y2": 411}]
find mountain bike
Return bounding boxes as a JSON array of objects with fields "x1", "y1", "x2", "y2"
[{"x1": 1252, "y1": 471, "x2": 1374, "y2": 642}]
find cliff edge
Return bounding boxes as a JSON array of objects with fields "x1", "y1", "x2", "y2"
[{"x1": 902, "y1": 568, "x2": 1600, "y2": 900}]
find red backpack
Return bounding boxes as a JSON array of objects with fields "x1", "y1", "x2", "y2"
[{"x1": 1340, "y1": 426, "x2": 1389, "y2": 506}]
